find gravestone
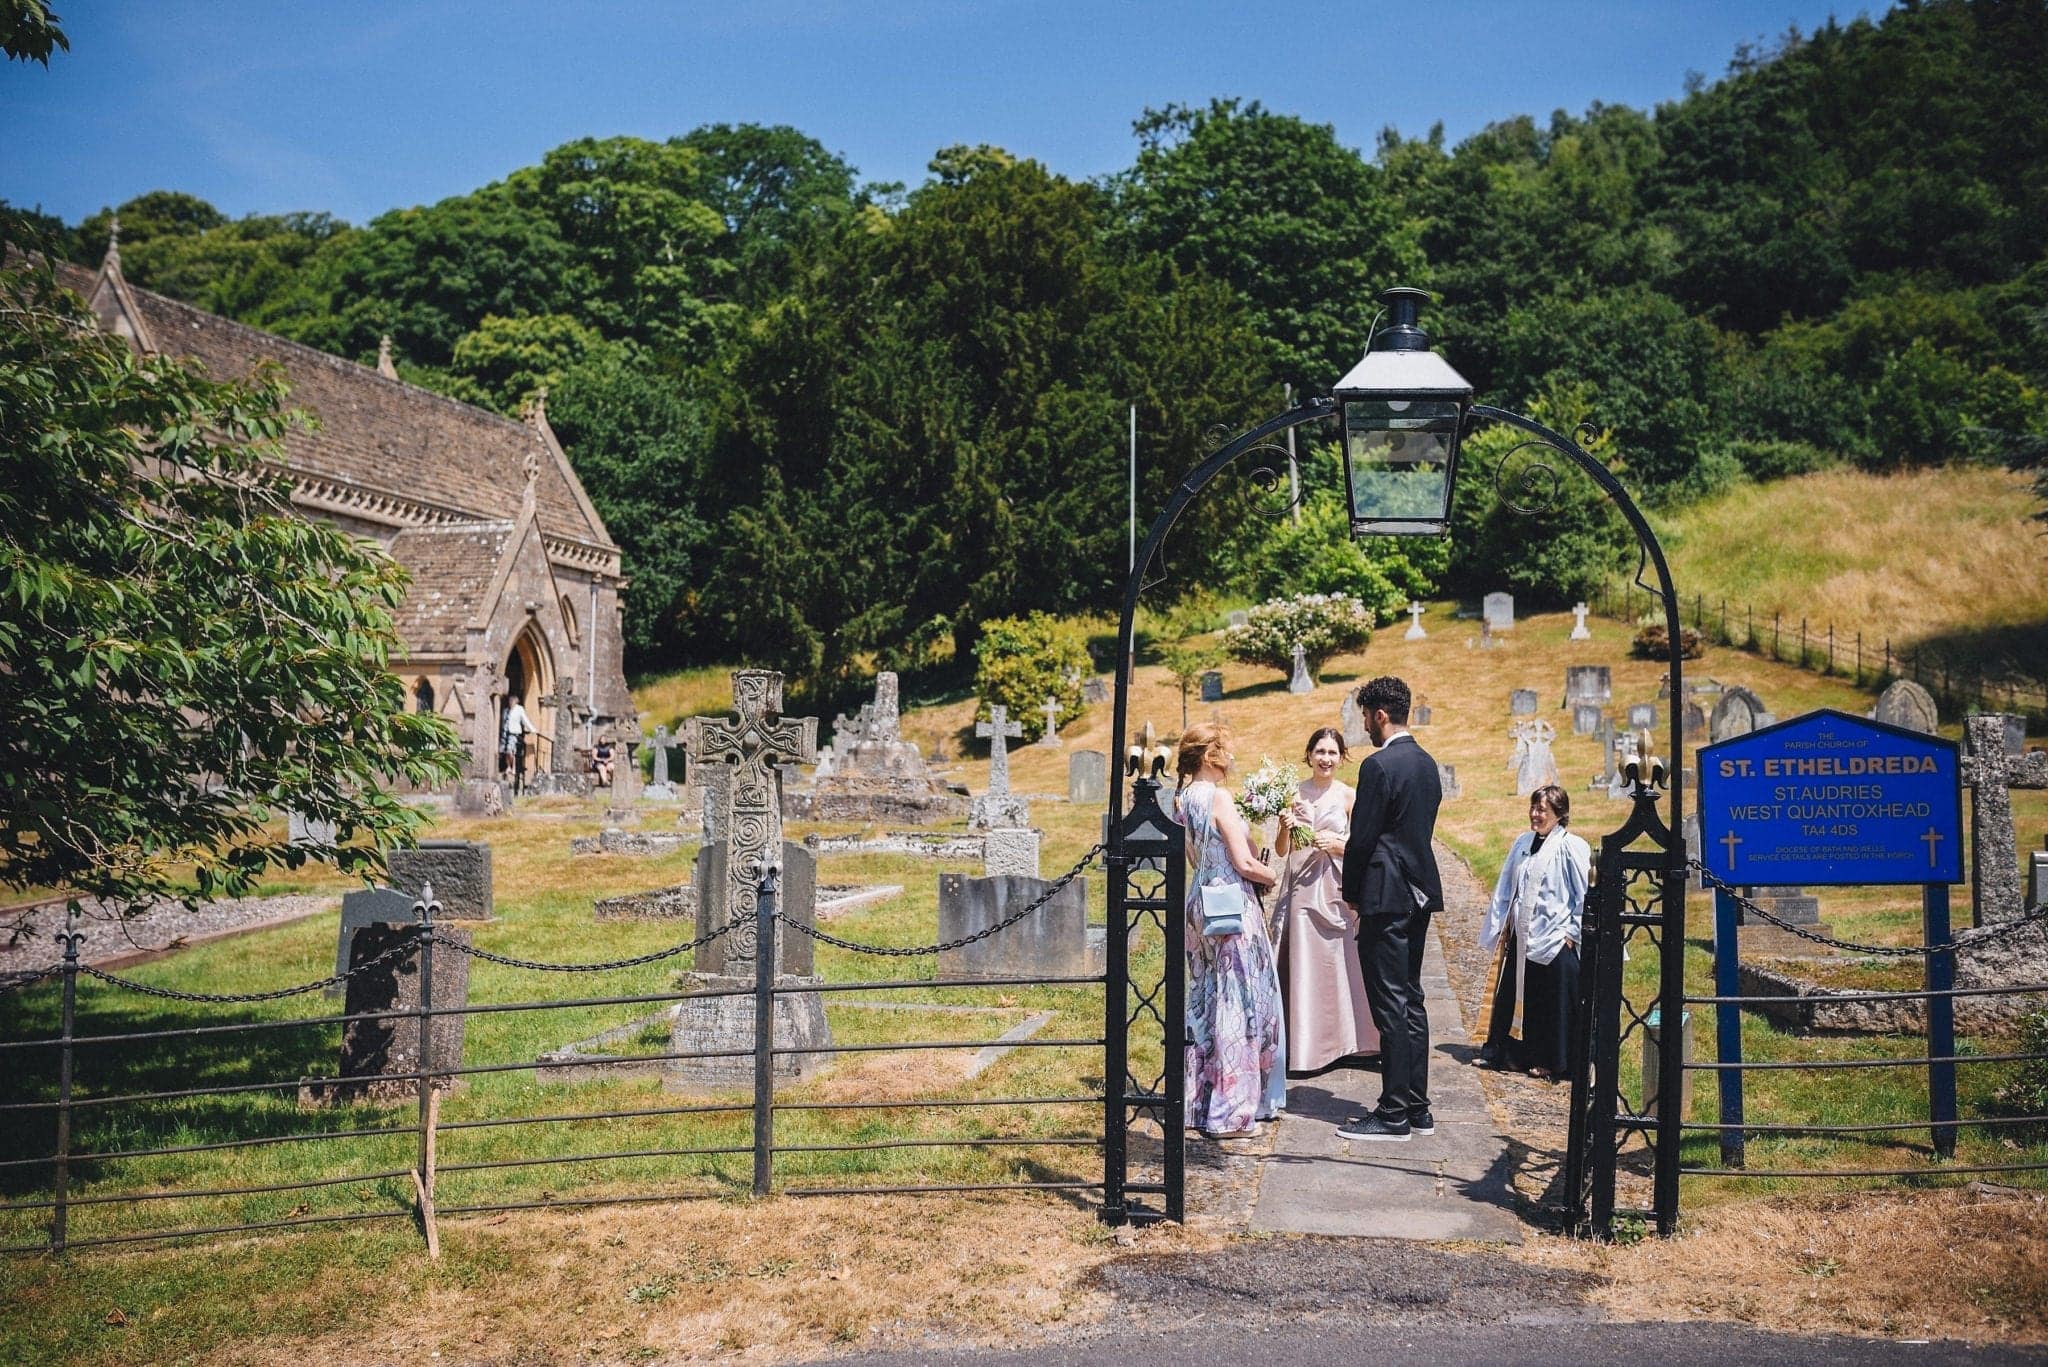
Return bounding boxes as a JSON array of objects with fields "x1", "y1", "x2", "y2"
[
  {"x1": 1083, "y1": 676, "x2": 1110, "y2": 704},
  {"x1": 1483, "y1": 592, "x2": 1515, "y2": 632},
  {"x1": 1510, "y1": 688, "x2": 1539, "y2": 715},
  {"x1": 287, "y1": 811, "x2": 336, "y2": 848},
  {"x1": 593, "y1": 883, "x2": 696, "y2": 921},
  {"x1": 970, "y1": 704, "x2": 1030, "y2": 830},
  {"x1": 2029, "y1": 835, "x2": 2047, "y2": 912},
  {"x1": 1570, "y1": 602, "x2": 1591, "y2": 641},
  {"x1": 1199, "y1": 670, "x2": 1224, "y2": 703},
  {"x1": 327, "y1": 886, "x2": 418, "y2": 996},
  {"x1": 1438, "y1": 763, "x2": 1460, "y2": 799},
  {"x1": 1564, "y1": 665, "x2": 1612, "y2": 708},
  {"x1": 1873, "y1": 679, "x2": 1939, "y2": 735},
  {"x1": 1479, "y1": 622, "x2": 1496, "y2": 650},
  {"x1": 1683, "y1": 702, "x2": 1707, "y2": 742},
  {"x1": 1068, "y1": 750, "x2": 1109, "y2": 805},
  {"x1": 604, "y1": 738, "x2": 641, "y2": 823},
  {"x1": 1038, "y1": 696, "x2": 1064, "y2": 747},
  {"x1": 388, "y1": 841, "x2": 493, "y2": 922},
  {"x1": 303, "y1": 898, "x2": 470, "y2": 1107},
  {"x1": 1226, "y1": 610, "x2": 1249, "y2": 629},
  {"x1": 1340, "y1": 691, "x2": 1370, "y2": 749},
  {"x1": 1591, "y1": 718, "x2": 1618, "y2": 789},
  {"x1": 1709, "y1": 686, "x2": 1771, "y2": 742},
  {"x1": 983, "y1": 827, "x2": 1042, "y2": 879},
  {"x1": 1573, "y1": 703, "x2": 1603, "y2": 736},
  {"x1": 1681, "y1": 812, "x2": 1705, "y2": 891},
  {"x1": 1962, "y1": 713, "x2": 2048, "y2": 927},
  {"x1": 1288, "y1": 642, "x2": 1313, "y2": 695},
  {"x1": 643, "y1": 724, "x2": 678, "y2": 800},
  {"x1": 1733, "y1": 884, "x2": 1838, "y2": 958},
  {"x1": 1411, "y1": 704, "x2": 1433, "y2": 727},
  {"x1": 1404, "y1": 601, "x2": 1427, "y2": 640},
  {"x1": 671, "y1": 671, "x2": 832, "y2": 1092},
  {"x1": 784, "y1": 671, "x2": 966, "y2": 823},
  {"x1": 1508, "y1": 719, "x2": 1561, "y2": 797},
  {"x1": 937, "y1": 872, "x2": 1097, "y2": 979},
  {"x1": 1628, "y1": 703, "x2": 1657, "y2": 730}
]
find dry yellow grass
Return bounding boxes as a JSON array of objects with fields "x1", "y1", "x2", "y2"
[{"x1": 1655, "y1": 465, "x2": 2048, "y2": 674}]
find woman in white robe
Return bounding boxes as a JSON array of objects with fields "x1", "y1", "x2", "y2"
[{"x1": 1478, "y1": 784, "x2": 1591, "y2": 1079}]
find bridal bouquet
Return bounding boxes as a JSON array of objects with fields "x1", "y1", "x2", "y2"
[{"x1": 1239, "y1": 757, "x2": 1312, "y2": 847}]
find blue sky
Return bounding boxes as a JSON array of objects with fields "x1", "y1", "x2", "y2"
[{"x1": 4, "y1": 1, "x2": 1875, "y2": 226}]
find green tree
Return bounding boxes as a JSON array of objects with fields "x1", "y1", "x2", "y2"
[
  {"x1": 2, "y1": 0, "x2": 67, "y2": 63},
  {"x1": 0, "y1": 227, "x2": 464, "y2": 911},
  {"x1": 678, "y1": 123, "x2": 859, "y2": 307},
  {"x1": 448, "y1": 312, "x2": 608, "y2": 414}
]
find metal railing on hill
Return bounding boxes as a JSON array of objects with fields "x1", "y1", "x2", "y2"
[{"x1": 1593, "y1": 579, "x2": 2047, "y2": 727}]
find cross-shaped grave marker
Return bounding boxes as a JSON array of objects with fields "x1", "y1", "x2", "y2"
[
  {"x1": 977, "y1": 704, "x2": 1023, "y2": 795},
  {"x1": 645, "y1": 723, "x2": 677, "y2": 797},
  {"x1": 1405, "y1": 601, "x2": 1427, "y2": 641},
  {"x1": 1571, "y1": 602, "x2": 1591, "y2": 641},
  {"x1": 1038, "y1": 696, "x2": 1064, "y2": 748},
  {"x1": 684, "y1": 671, "x2": 818, "y2": 970},
  {"x1": 1961, "y1": 713, "x2": 2048, "y2": 925}
]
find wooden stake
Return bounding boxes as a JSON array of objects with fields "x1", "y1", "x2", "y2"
[{"x1": 414, "y1": 1088, "x2": 441, "y2": 1259}]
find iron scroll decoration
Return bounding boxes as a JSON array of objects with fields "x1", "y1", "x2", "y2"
[{"x1": 1103, "y1": 394, "x2": 1690, "y2": 1234}]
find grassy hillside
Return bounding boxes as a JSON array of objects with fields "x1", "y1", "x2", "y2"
[{"x1": 1652, "y1": 466, "x2": 2048, "y2": 680}]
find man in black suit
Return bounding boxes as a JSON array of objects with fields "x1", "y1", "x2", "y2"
[{"x1": 1337, "y1": 675, "x2": 1444, "y2": 1141}]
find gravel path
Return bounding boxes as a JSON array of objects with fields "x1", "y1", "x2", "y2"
[{"x1": 0, "y1": 891, "x2": 339, "y2": 980}]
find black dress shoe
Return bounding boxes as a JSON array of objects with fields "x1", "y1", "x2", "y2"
[
  {"x1": 1337, "y1": 1113, "x2": 1411, "y2": 1142},
  {"x1": 1409, "y1": 1111, "x2": 1436, "y2": 1136}
]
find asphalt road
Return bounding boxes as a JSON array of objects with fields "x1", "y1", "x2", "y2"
[{"x1": 835, "y1": 1237, "x2": 2030, "y2": 1366}]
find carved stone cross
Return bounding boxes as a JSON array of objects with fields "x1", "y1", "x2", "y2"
[
  {"x1": 684, "y1": 671, "x2": 818, "y2": 970},
  {"x1": 1571, "y1": 602, "x2": 1591, "y2": 641},
  {"x1": 977, "y1": 704, "x2": 1023, "y2": 796},
  {"x1": 645, "y1": 723, "x2": 676, "y2": 795},
  {"x1": 1405, "y1": 601, "x2": 1426, "y2": 641},
  {"x1": 1961, "y1": 713, "x2": 2048, "y2": 925},
  {"x1": 1038, "y1": 695, "x2": 1063, "y2": 748}
]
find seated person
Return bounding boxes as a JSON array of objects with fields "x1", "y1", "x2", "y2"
[{"x1": 592, "y1": 737, "x2": 616, "y2": 787}]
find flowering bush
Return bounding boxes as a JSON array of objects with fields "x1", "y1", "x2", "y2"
[
  {"x1": 973, "y1": 611, "x2": 1090, "y2": 742},
  {"x1": 1222, "y1": 593, "x2": 1374, "y2": 679}
]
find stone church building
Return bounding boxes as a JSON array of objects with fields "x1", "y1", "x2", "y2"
[{"x1": 58, "y1": 243, "x2": 638, "y2": 788}]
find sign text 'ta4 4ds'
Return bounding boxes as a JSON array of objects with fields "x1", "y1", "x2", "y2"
[{"x1": 1698, "y1": 709, "x2": 1963, "y2": 887}]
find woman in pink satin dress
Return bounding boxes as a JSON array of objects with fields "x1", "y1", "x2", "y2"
[{"x1": 1274, "y1": 728, "x2": 1381, "y2": 1074}]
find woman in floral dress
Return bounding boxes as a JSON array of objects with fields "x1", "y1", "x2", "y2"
[{"x1": 1175, "y1": 722, "x2": 1284, "y2": 1139}]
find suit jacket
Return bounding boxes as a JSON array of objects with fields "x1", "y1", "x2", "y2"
[{"x1": 1341, "y1": 732, "x2": 1445, "y2": 917}]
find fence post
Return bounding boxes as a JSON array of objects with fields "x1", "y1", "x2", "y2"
[
  {"x1": 1712, "y1": 886, "x2": 1744, "y2": 1169},
  {"x1": 413, "y1": 882, "x2": 441, "y2": 1257},
  {"x1": 50, "y1": 910, "x2": 81, "y2": 1255},
  {"x1": 1924, "y1": 884, "x2": 1957, "y2": 1160},
  {"x1": 1856, "y1": 632, "x2": 1863, "y2": 684},
  {"x1": 1694, "y1": 592, "x2": 1703, "y2": 630},
  {"x1": 1720, "y1": 598, "x2": 1728, "y2": 644},
  {"x1": 753, "y1": 868, "x2": 779, "y2": 1199},
  {"x1": 1799, "y1": 617, "x2": 1807, "y2": 668},
  {"x1": 1746, "y1": 603, "x2": 1753, "y2": 650},
  {"x1": 1827, "y1": 624, "x2": 1835, "y2": 675}
]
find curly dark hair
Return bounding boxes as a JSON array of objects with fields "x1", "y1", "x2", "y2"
[{"x1": 1356, "y1": 676, "x2": 1411, "y2": 724}]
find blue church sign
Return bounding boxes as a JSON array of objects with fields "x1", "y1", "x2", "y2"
[{"x1": 1699, "y1": 709, "x2": 1963, "y2": 886}]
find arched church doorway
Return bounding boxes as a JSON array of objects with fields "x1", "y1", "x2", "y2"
[{"x1": 500, "y1": 626, "x2": 556, "y2": 788}]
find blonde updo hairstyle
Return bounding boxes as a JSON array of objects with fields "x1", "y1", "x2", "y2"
[{"x1": 1175, "y1": 721, "x2": 1233, "y2": 791}]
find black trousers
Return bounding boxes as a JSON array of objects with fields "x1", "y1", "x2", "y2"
[
  {"x1": 1521, "y1": 944, "x2": 1581, "y2": 1078},
  {"x1": 1358, "y1": 909, "x2": 1431, "y2": 1124},
  {"x1": 1483, "y1": 928, "x2": 1519, "y2": 1060}
]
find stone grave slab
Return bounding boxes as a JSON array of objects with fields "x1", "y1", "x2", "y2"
[
  {"x1": 1564, "y1": 665, "x2": 1611, "y2": 708},
  {"x1": 1873, "y1": 679, "x2": 1938, "y2": 735},
  {"x1": 984, "y1": 827, "x2": 1042, "y2": 879},
  {"x1": 937, "y1": 873, "x2": 1096, "y2": 979},
  {"x1": 1412, "y1": 704, "x2": 1433, "y2": 727},
  {"x1": 1510, "y1": 689, "x2": 1539, "y2": 715},
  {"x1": 1628, "y1": 703, "x2": 1656, "y2": 730},
  {"x1": 1341, "y1": 691, "x2": 1370, "y2": 748},
  {"x1": 1288, "y1": 642, "x2": 1313, "y2": 695},
  {"x1": 1438, "y1": 763, "x2": 1459, "y2": 799},
  {"x1": 304, "y1": 918, "x2": 469, "y2": 1107},
  {"x1": 387, "y1": 841, "x2": 492, "y2": 921},
  {"x1": 1068, "y1": 750, "x2": 1108, "y2": 805},
  {"x1": 1200, "y1": 670, "x2": 1224, "y2": 703},
  {"x1": 594, "y1": 884, "x2": 696, "y2": 921},
  {"x1": 1572, "y1": 703, "x2": 1603, "y2": 736},
  {"x1": 1482, "y1": 592, "x2": 1514, "y2": 632},
  {"x1": 328, "y1": 886, "x2": 418, "y2": 997},
  {"x1": 1709, "y1": 686, "x2": 1770, "y2": 742},
  {"x1": 1683, "y1": 702, "x2": 1707, "y2": 742}
]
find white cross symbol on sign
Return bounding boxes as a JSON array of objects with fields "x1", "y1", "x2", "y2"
[{"x1": 1921, "y1": 826, "x2": 1944, "y2": 868}]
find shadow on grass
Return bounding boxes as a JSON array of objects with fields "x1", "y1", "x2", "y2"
[{"x1": 1904, "y1": 617, "x2": 2048, "y2": 691}]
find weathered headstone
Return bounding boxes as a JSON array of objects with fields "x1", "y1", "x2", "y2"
[
  {"x1": 1570, "y1": 602, "x2": 1591, "y2": 641},
  {"x1": 2029, "y1": 835, "x2": 2048, "y2": 912},
  {"x1": 287, "y1": 811, "x2": 336, "y2": 848},
  {"x1": 387, "y1": 841, "x2": 493, "y2": 922},
  {"x1": 1288, "y1": 642, "x2": 1313, "y2": 695},
  {"x1": 1873, "y1": 679, "x2": 1939, "y2": 735},
  {"x1": 1709, "y1": 686, "x2": 1770, "y2": 742},
  {"x1": 303, "y1": 901, "x2": 470, "y2": 1107},
  {"x1": 593, "y1": 883, "x2": 696, "y2": 921},
  {"x1": 605, "y1": 737, "x2": 640, "y2": 823},
  {"x1": 1628, "y1": 703, "x2": 1657, "y2": 730},
  {"x1": 1404, "y1": 601, "x2": 1427, "y2": 640},
  {"x1": 1511, "y1": 719, "x2": 1561, "y2": 797},
  {"x1": 1083, "y1": 677, "x2": 1110, "y2": 704},
  {"x1": 976, "y1": 704, "x2": 1023, "y2": 791},
  {"x1": 1340, "y1": 691, "x2": 1370, "y2": 749},
  {"x1": 1225, "y1": 609, "x2": 1249, "y2": 629},
  {"x1": 692, "y1": 839, "x2": 817, "y2": 978},
  {"x1": 1438, "y1": 762, "x2": 1460, "y2": 799},
  {"x1": 1411, "y1": 704, "x2": 1433, "y2": 727},
  {"x1": 937, "y1": 873, "x2": 1097, "y2": 979},
  {"x1": 983, "y1": 827, "x2": 1042, "y2": 879},
  {"x1": 1573, "y1": 703, "x2": 1603, "y2": 736},
  {"x1": 1683, "y1": 701, "x2": 1707, "y2": 742},
  {"x1": 783, "y1": 671, "x2": 966, "y2": 823},
  {"x1": 1510, "y1": 688, "x2": 1539, "y2": 715},
  {"x1": 1732, "y1": 885, "x2": 1838, "y2": 958},
  {"x1": 1068, "y1": 750, "x2": 1109, "y2": 805},
  {"x1": 1038, "y1": 696, "x2": 1064, "y2": 747},
  {"x1": 1564, "y1": 665, "x2": 1612, "y2": 708},
  {"x1": 1199, "y1": 670, "x2": 1224, "y2": 703},
  {"x1": 1483, "y1": 592, "x2": 1515, "y2": 632},
  {"x1": 327, "y1": 886, "x2": 416, "y2": 996},
  {"x1": 644, "y1": 724, "x2": 677, "y2": 800},
  {"x1": 1962, "y1": 713, "x2": 2048, "y2": 927},
  {"x1": 1479, "y1": 622, "x2": 1495, "y2": 650}
]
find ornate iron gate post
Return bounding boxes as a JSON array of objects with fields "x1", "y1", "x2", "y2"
[
  {"x1": 1562, "y1": 769, "x2": 1685, "y2": 1237},
  {"x1": 1102, "y1": 767, "x2": 1186, "y2": 1225}
]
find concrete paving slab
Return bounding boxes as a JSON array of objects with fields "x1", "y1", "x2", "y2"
[{"x1": 1252, "y1": 919, "x2": 1523, "y2": 1242}]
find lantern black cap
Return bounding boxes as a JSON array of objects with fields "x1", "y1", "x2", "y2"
[{"x1": 1375, "y1": 286, "x2": 1434, "y2": 352}]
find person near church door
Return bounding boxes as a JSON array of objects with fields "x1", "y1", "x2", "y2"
[
  {"x1": 1336, "y1": 676, "x2": 1444, "y2": 1142},
  {"x1": 501, "y1": 698, "x2": 536, "y2": 788},
  {"x1": 1479, "y1": 785, "x2": 1590, "y2": 1080}
]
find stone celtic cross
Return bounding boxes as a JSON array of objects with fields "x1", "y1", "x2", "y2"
[
  {"x1": 647, "y1": 723, "x2": 675, "y2": 790},
  {"x1": 977, "y1": 704, "x2": 1023, "y2": 795},
  {"x1": 1038, "y1": 695, "x2": 1063, "y2": 748},
  {"x1": 684, "y1": 671, "x2": 817, "y2": 969},
  {"x1": 1962, "y1": 713, "x2": 2048, "y2": 926}
]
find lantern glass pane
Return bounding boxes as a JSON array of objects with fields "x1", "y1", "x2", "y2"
[{"x1": 1344, "y1": 399, "x2": 1460, "y2": 531}]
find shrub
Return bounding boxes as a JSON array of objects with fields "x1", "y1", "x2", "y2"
[
  {"x1": 1244, "y1": 492, "x2": 1420, "y2": 623},
  {"x1": 1997, "y1": 1010, "x2": 2048, "y2": 1118},
  {"x1": 1632, "y1": 622, "x2": 1704, "y2": 660},
  {"x1": 1222, "y1": 594, "x2": 1373, "y2": 679},
  {"x1": 1719, "y1": 438, "x2": 1839, "y2": 482},
  {"x1": 972, "y1": 611, "x2": 1090, "y2": 742}
]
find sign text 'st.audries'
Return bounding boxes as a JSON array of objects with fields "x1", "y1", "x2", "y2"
[{"x1": 1699, "y1": 709, "x2": 1963, "y2": 887}]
